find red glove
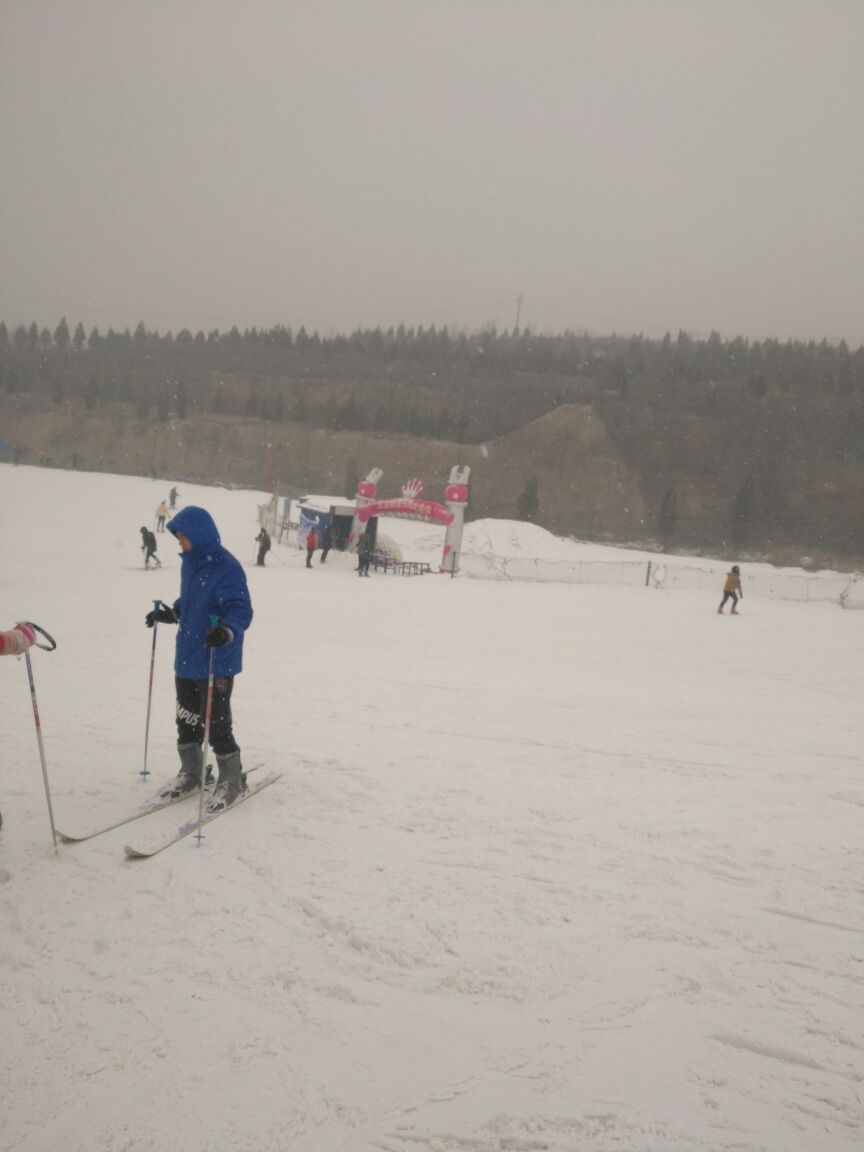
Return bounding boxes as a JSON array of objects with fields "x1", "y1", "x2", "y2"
[{"x1": 0, "y1": 622, "x2": 37, "y2": 656}]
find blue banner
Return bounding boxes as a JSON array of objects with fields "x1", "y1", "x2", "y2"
[{"x1": 298, "y1": 508, "x2": 330, "y2": 548}]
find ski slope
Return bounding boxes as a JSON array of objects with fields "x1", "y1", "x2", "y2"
[{"x1": 1, "y1": 463, "x2": 862, "y2": 1152}]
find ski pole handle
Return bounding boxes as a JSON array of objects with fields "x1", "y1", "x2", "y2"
[{"x1": 25, "y1": 622, "x2": 57, "y2": 652}]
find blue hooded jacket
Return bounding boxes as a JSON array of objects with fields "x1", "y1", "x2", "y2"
[{"x1": 167, "y1": 506, "x2": 253, "y2": 680}]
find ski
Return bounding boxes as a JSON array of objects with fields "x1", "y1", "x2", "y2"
[
  {"x1": 56, "y1": 766, "x2": 258, "y2": 843},
  {"x1": 124, "y1": 772, "x2": 281, "y2": 858}
]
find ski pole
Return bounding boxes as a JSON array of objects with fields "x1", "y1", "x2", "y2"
[
  {"x1": 194, "y1": 616, "x2": 218, "y2": 845},
  {"x1": 21, "y1": 623, "x2": 59, "y2": 850},
  {"x1": 140, "y1": 600, "x2": 161, "y2": 779}
]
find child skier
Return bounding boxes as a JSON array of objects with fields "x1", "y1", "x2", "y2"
[
  {"x1": 145, "y1": 506, "x2": 253, "y2": 812},
  {"x1": 140, "y1": 527, "x2": 161, "y2": 568}
]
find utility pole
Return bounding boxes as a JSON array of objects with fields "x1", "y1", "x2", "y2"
[{"x1": 514, "y1": 294, "x2": 523, "y2": 333}]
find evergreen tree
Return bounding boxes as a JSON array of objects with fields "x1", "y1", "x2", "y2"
[{"x1": 54, "y1": 317, "x2": 70, "y2": 350}]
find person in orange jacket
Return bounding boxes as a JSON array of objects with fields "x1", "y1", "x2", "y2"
[
  {"x1": 718, "y1": 565, "x2": 743, "y2": 614},
  {"x1": 305, "y1": 526, "x2": 317, "y2": 569}
]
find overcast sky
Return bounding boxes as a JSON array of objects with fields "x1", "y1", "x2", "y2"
[{"x1": 1, "y1": 0, "x2": 862, "y2": 344}]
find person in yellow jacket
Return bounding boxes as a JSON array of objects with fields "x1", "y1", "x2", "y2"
[{"x1": 718, "y1": 565, "x2": 743, "y2": 614}]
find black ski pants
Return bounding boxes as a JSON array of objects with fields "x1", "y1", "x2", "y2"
[
  {"x1": 719, "y1": 590, "x2": 739, "y2": 611},
  {"x1": 175, "y1": 675, "x2": 239, "y2": 756}
]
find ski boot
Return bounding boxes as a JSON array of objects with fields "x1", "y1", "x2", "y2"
[
  {"x1": 207, "y1": 751, "x2": 247, "y2": 814},
  {"x1": 159, "y1": 742, "x2": 205, "y2": 800}
]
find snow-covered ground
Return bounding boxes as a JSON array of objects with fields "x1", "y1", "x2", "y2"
[{"x1": 1, "y1": 463, "x2": 862, "y2": 1152}]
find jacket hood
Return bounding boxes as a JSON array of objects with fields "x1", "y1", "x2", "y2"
[{"x1": 167, "y1": 506, "x2": 221, "y2": 552}]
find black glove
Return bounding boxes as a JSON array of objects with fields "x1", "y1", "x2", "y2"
[
  {"x1": 145, "y1": 605, "x2": 178, "y2": 628},
  {"x1": 205, "y1": 620, "x2": 234, "y2": 647}
]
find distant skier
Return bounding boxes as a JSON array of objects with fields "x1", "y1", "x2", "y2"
[
  {"x1": 255, "y1": 527, "x2": 271, "y2": 567},
  {"x1": 140, "y1": 527, "x2": 162, "y2": 568},
  {"x1": 169, "y1": 487, "x2": 179, "y2": 509},
  {"x1": 144, "y1": 506, "x2": 253, "y2": 812},
  {"x1": 718, "y1": 565, "x2": 743, "y2": 614},
  {"x1": 305, "y1": 526, "x2": 317, "y2": 569},
  {"x1": 357, "y1": 532, "x2": 372, "y2": 577},
  {"x1": 0, "y1": 622, "x2": 37, "y2": 831},
  {"x1": 155, "y1": 501, "x2": 169, "y2": 531},
  {"x1": 320, "y1": 523, "x2": 333, "y2": 564}
]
